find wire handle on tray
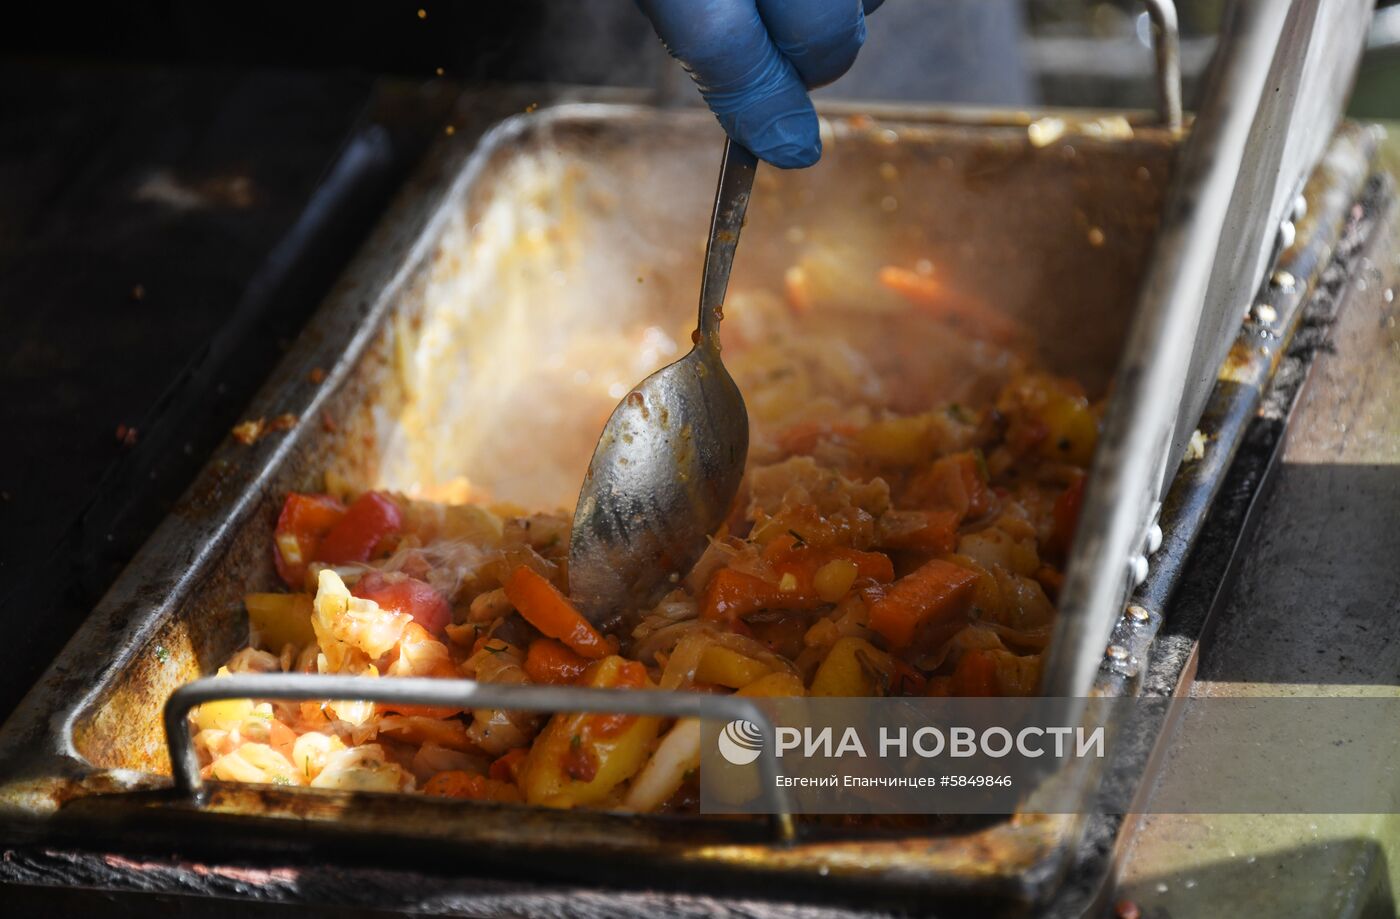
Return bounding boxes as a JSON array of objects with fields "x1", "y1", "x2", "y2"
[
  {"x1": 164, "y1": 673, "x2": 797, "y2": 843},
  {"x1": 1144, "y1": 0, "x2": 1183, "y2": 132}
]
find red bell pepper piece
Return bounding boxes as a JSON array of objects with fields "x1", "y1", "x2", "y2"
[
  {"x1": 272, "y1": 493, "x2": 347, "y2": 588},
  {"x1": 316, "y1": 491, "x2": 402, "y2": 565}
]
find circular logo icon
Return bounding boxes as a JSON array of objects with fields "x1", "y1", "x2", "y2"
[{"x1": 717, "y1": 719, "x2": 764, "y2": 765}]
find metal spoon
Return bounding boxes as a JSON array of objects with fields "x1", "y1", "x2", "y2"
[{"x1": 568, "y1": 139, "x2": 758, "y2": 629}]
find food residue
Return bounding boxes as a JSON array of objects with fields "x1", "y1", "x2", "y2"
[{"x1": 231, "y1": 419, "x2": 266, "y2": 445}]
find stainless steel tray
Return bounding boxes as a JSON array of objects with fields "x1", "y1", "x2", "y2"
[{"x1": 0, "y1": 87, "x2": 1376, "y2": 914}]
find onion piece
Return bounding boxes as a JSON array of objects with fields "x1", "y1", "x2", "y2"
[
  {"x1": 624, "y1": 718, "x2": 701, "y2": 812},
  {"x1": 631, "y1": 618, "x2": 705, "y2": 667}
]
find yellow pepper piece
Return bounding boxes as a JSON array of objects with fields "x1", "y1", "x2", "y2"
[
  {"x1": 695, "y1": 645, "x2": 772, "y2": 689},
  {"x1": 440, "y1": 504, "x2": 504, "y2": 545},
  {"x1": 1035, "y1": 391, "x2": 1098, "y2": 466},
  {"x1": 812, "y1": 559, "x2": 859, "y2": 603},
  {"x1": 193, "y1": 698, "x2": 255, "y2": 732},
  {"x1": 854, "y1": 415, "x2": 937, "y2": 465},
  {"x1": 520, "y1": 656, "x2": 661, "y2": 808},
  {"x1": 193, "y1": 668, "x2": 256, "y2": 732},
  {"x1": 245, "y1": 592, "x2": 316, "y2": 651},
  {"x1": 737, "y1": 671, "x2": 806, "y2": 697},
  {"x1": 809, "y1": 637, "x2": 895, "y2": 697}
]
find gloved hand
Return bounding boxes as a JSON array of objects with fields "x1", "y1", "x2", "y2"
[{"x1": 638, "y1": 0, "x2": 883, "y2": 168}]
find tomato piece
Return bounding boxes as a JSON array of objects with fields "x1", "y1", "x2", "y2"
[
  {"x1": 352, "y1": 570, "x2": 452, "y2": 635},
  {"x1": 317, "y1": 491, "x2": 402, "y2": 565},
  {"x1": 272, "y1": 493, "x2": 346, "y2": 588}
]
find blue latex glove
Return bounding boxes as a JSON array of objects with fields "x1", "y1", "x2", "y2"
[{"x1": 639, "y1": 0, "x2": 884, "y2": 168}]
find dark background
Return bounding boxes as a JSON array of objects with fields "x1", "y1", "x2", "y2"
[
  {"x1": 0, "y1": 1, "x2": 667, "y2": 723},
  {"x1": 1, "y1": 2, "x2": 661, "y2": 85}
]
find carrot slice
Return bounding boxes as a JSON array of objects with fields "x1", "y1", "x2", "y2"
[
  {"x1": 866, "y1": 558, "x2": 978, "y2": 649},
  {"x1": 878, "y1": 265, "x2": 1022, "y2": 345},
  {"x1": 877, "y1": 508, "x2": 961, "y2": 553},
  {"x1": 951, "y1": 648, "x2": 999, "y2": 696},
  {"x1": 504, "y1": 566, "x2": 610, "y2": 660},
  {"x1": 524, "y1": 638, "x2": 590, "y2": 685},
  {"x1": 702, "y1": 568, "x2": 786, "y2": 622}
]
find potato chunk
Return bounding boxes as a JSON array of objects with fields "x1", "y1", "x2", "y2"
[{"x1": 519, "y1": 656, "x2": 661, "y2": 808}]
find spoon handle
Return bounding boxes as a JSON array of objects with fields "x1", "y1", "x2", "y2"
[{"x1": 696, "y1": 138, "x2": 759, "y2": 346}]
